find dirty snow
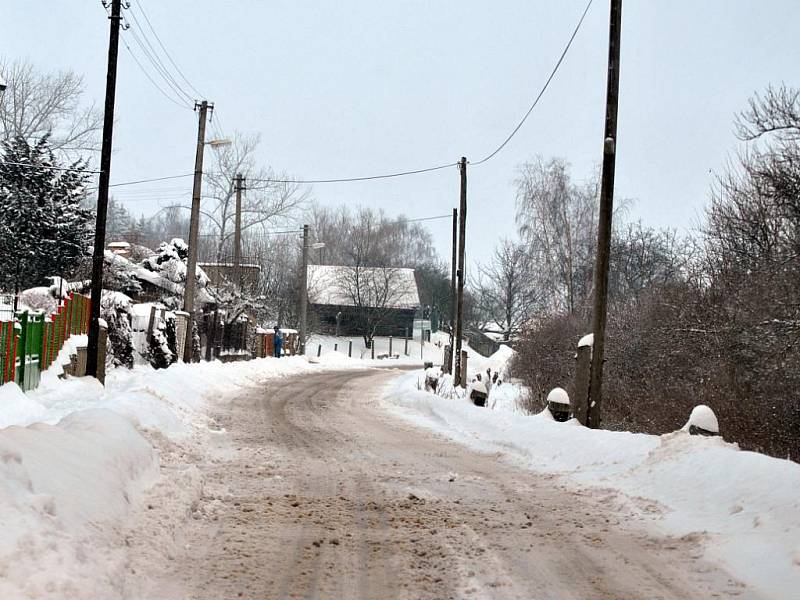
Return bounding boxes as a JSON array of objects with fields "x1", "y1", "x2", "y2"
[{"x1": 0, "y1": 353, "x2": 373, "y2": 599}]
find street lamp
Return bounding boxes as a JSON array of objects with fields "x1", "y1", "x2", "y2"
[{"x1": 206, "y1": 138, "x2": 231, "y2": 148}]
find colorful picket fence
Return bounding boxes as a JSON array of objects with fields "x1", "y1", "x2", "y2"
[{"x1": 0, "y1": 293, "x2": 91, "y2": 392}]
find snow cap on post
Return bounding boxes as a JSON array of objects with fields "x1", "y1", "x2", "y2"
[
  {"x1": 546, "y1": 387, "x2": 571, "y2": 422},
  {"x1": 546, "y1": 387, "x2": 570, "y2": 406},
  {"x1": 578, "y1": 333, "x2": 594, "y2": 348},
  {"x1": 682, "y1": 405, "x2": 720, "y2": 436}
]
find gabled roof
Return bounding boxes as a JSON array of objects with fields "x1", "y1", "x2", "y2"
[{"x1": 307, "y1": 265, "x2": 420, "y2": 310}]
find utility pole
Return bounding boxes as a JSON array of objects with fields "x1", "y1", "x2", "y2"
[
  {"x1": 586, "y1": 0, "x2": 623, "y2": 429},
  {"x1": 182, "y1": 100, "x2": 212, "y2": 363},
  {"x1": 449, "y1": 207, "x2": 457, "y2": 373},
  {"x1": 233, "y1": 173, "x2": 244, "y2": 270},
  {"x1": 453, "y1": 158, "x2": 467, "y2": 387},
  {"x1": 299, "y1": 224, "x2": 310, "y2": 355},
  {"x1": 87, "y1": 0, "x2": 122, "y2": 378}
]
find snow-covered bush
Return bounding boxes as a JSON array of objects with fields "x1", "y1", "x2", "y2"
[
  {"x1": 101, "y1": 291, "x2": 135, "y2": 369},
  {"x1": 147, "y1": 321, "x2": 175, "y2": 370}
]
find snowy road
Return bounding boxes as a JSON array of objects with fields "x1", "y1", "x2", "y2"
[{"x1": 128, "y1": 368, "x2": 758, "y2": 599}]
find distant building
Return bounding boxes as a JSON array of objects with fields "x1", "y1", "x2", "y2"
[
  {"x1": 307, "y1": 265, "x2": 420, "y2": 337},
  {"x1": 198, "y1": 261, "x2": 262, "y2": 289}
]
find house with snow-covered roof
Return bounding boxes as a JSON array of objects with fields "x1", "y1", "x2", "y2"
[{"x1": 306, "y1": 264, "x2": 420, "y2": 337}]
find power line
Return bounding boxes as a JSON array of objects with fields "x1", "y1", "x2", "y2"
[
  {"x1": 399, "y1": 213, "x2": 452, "y2": 224},
  {"x1": 94, "y1": 0, "x2": 594, "y2": 189},
  {"x1": 472, "y1": 0, "x2": 594, "y2": 165},
  {"x1": 120, "y1": 33, "x2": 192, "y2": 110},
  {"x1": 124, "y1": 6, "x2": 193, "y2": 103},
  {"x1": 101, "y1": 0, "x2": 192, "y2": 110},
  {"x1": 1, "y1": 161, "x2": 101, "y2": 174},
  {"x1": 86, "y1": 172, "x2": 195, "y2": 192},
  {"x1": 133, "y1": 0, "x2": 205, "y2": 98},
  {"x1": 125, "y1": 23, "x2": 193, "y2": 105},
  {"x1": 247, "y1": 161, "x2": 459, "y2": 186}
]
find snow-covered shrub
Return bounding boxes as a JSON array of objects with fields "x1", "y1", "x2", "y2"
[
  {"x1": 101, "y1": 291, "x2": 134, "y2": 369},
  {"x1": 147, "y1": 321, "x2": 175, "y2": 370}
]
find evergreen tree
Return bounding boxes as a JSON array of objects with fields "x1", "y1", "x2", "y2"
[
  {"x1": 0, "y1": 135, "x2": 93, "y2": 293},
  {"x1": 106, "y1": 197, "x2": 134, "y2": 239}
]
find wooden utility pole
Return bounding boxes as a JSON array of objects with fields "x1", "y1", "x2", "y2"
[
  {"x1": 299, "y1": 224, "x2": 310, "y2": 355},
  {"x1": 182, "y1": 100, "x2": 212, "y2": 362},
  {"x1": 453, "y1": 158, "x2": 467, "y2": 387},
  {"x1": 586, "y1": 0, "x2": 623, "y2": 428},
  {"x1": 233, "y1": 173, "x2": 244, "y2": 269},
  {"x1": 87, "y1": 0, "x2": 122, "y2": 378},
  {"x1": 448, "y1": 207, "x2": 457, "y2": 374}
]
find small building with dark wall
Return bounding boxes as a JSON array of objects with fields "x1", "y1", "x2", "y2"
[{"x1": 307, "y1": 265, "x2": 420, "y2": 337}]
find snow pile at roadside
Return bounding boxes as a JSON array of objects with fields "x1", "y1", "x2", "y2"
[
  {"x1": 0, "y1": 354, "x2": 362, "y2": 599},
  {"x1": 0, "y1": 410, "x2": 157, "y2": 598},
  {"x1": 469, "y1": 343, "x2": 515, "y2": 377},
  {"x1": 382, "y1": 371, "x2": 800, "y2": 599}
]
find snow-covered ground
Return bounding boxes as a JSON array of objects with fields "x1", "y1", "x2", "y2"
[
  {"x1": 0, "y1": 351, "x2": 376, "y2": 599},
  {"x1": 3, "y1": 333, "x2": 798, "y2": 598},
  {"x1": 382, "y1": 367, "x2": 800, "y2": 599},
  {"x1": 307, "y1": 332, "x2": 448, "y2": 364}
]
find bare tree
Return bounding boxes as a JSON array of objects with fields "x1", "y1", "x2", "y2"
[
  {"x1": 307, "y1": 203, "x2": 438, "y2": 269},
  {"x1": 474, "y1": 238, "x2": 540, "y2": 341},
  {"x1": 202, "y1": 132, "x2": 309, "y2": 262},
  {"x1": 0, "y1": 58, "x2": 102, "y2": 156},
  {"x1": 515, "y1": 157, "x2": 598, "y2": 316},
  {"x1": 332, "y1": 210, "x2": 413, "y2": 346}
]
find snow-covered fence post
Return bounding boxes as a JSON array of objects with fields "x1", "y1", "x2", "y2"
[
  {"x1": 459, "y1": 350, "x2": 468, "y2": 388},
  {"x1": 683, "y1": 405, "x2": 720, "y2": 437},
  {"x1": 405, "y1": 328, "x2": 409, "y2": 356},
  {"x1": 317, "y1": 344, "x2": 322, "y2": 357},
  {"x1": 348, "y1": 340, "x2": 353, "y2": 357},
  {"x1": 547, "y1": 388, "x2": 572, "y2": 422},
  {"x1": 146, "y1": 305, "x2": 158, "y2": 343},
  {"x1": 76, "y1": 345, "x2": 88, "y2": 376},
  {"x1": 573, "y1": 334, "x2": 593, "y2": 425},
  {"x1": 174, "y1": 311, "x2": 189, "y2": 361},
  {"x1": 95, "y1": 320, "x2": 107, "y2": 384},
  {"x1": 17, "y1": 312, "x2": 29, "y2": 387},
  {"x1": 334, "y1": 343, "x2": 338, "y2": 352},
  {"x1": 371, "y1": 343, "x2": 375, "y2": 360},
  {"x1": 389, "y1": 336, "x2": 393, "y2": 356}
]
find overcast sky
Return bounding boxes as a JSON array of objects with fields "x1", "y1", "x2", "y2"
[{"x1": 3, "y1": 1, "x2": 799, "y2": 263}]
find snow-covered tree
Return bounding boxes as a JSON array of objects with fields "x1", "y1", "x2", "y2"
[{"x1": 0, "y1": 134, "x2": 93, "y2": 295}]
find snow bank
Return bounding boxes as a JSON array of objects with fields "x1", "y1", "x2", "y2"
[
  {"x1": 382, "y1": 371, "x2": 800, "y2": 599},
  {"x1": 0, "y1": 354, "x2": 368, "y2": 599},
  {"x1": 0, "y1": 409, "x2": 157, "y2": 598}
]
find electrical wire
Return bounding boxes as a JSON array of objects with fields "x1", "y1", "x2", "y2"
[
  {"x1": 125, "y1": 23, "x2": 194, "y2": 105},
  {"x1": 246, "y1": 161, "x2": 459, "y2": 186},
  {"x1": 120, "y1": 33, "x2": 193, "y2": 110},
  {"x1": 472, "y1": 0, "x2": 594, "y2": 165},
  {"x1": 94, "y1": 0, "x2": 594, "y2": 188},
  {"x1": 133, "y1": 0, "x2": 205, "y2": 98},
  {"x1": 2, "y1": 161, "x2": 101, "y2": 174},
  {"x1": 397, "y1": 214, "x2": 452, "y2": 224},
  {"x1": 124, "y1": 6, "x2": 194, "y2": 103}
]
